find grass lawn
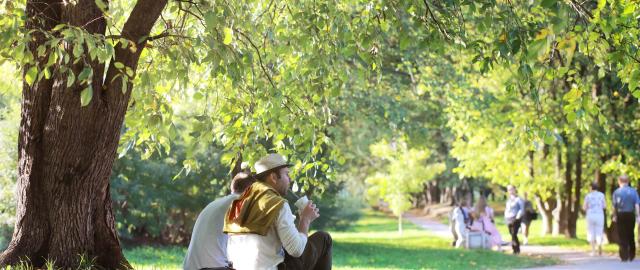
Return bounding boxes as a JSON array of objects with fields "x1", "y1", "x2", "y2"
[{"x1": 125, "y1": 209, "x2": 556, "y2": 269}]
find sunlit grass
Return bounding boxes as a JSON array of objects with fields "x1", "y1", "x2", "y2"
[
  {"x1": 490, "y1": 214, "x2": 619, "y2": 254},
  {"x1": 125, "y1": 209, "x2": 556, "y2": 270}
]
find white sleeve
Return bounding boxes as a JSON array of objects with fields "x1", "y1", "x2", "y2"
[{"x1": 275, "y1": 203, "x2": 308, "y2": 257}]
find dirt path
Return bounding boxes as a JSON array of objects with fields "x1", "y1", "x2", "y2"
[{"x1": 403, "y1": 211, "x2": 640, "y2": 270}]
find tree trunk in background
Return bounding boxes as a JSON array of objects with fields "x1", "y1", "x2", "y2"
[
  {"x1": 595, "y1": 155, "x2": 607, "y2": 192},
  {"x1": 568, "y1": 133, "x2": 582, "y2": 238},
  {"x1": 423, "y1": 181, "x2": 441, "y2": 206},
  {"x1": 0, "y1": 0, "x2": 168, "y2": 268},
  {"x1": 535, "y1": 195, "x2": 556, "y2": 235},
  {"x1": 562, "y1": 138, "x2": 573, "y2": 238},
  {"x1": 553, "y1": 144, "x2": 566, "y2": 235}
]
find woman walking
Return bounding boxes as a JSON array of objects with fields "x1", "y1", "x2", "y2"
[{"x1": 583, "y1": 182, "x2": 606, "y2": 256}]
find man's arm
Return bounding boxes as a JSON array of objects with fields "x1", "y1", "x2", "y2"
[{"x1": 276, "y1": 203, "x2": 308, "y2": 257}]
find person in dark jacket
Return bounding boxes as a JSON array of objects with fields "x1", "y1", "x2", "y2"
[{"x1": 612, "y1": 175, "x2": 640, "y2": 262}]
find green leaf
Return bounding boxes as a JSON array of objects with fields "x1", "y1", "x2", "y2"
[
  {"x1": 52, "y1": 24, "x2": 66, "y2": 31},
  {"x1": 622, "y1": 3, "x2": 635, "y2": 16},
  {"x1": 25, "y1": 66, "x2": 38, "y2": 86},
  {"x1": 121, "y1": 76, "x2": 128, "y2": 94},
  {"x1": 597, "y1": 0, "x2": 606, "y2": 10},
  {"x1": 633, "y1": 91, "x2": 640, "y2": 99},
  {"x1": 67, "y1": 71, "x2": 76, "y2": 87},
  {"x1": 541, "y1": 0, "x2": 556, "y2": 9},
  {"x1": 73, "y1": 44, "x2": 83, "y2": 58},
  {"x1": 114, "y1": 62, "x2": 125, "y2": 69},
  {"x1": 80, "y1": 85, "x2": 93, "y2": 107},
  {"x1": 95, "y1": 0, "x2": 107, "y2": 10},
  {"x1": 78, "y1": 67, "x2": 92, "y2": 82},
  {"x1": 204, "y1": 11, "x2": 217, "y2": 30},
  {"x1": 223, "y1": 27, "x2": 233, "y2": 45},
  {"x1": 46, "y1": 52, "x2": 57, "y2": 66},
  {"x1": 629, "y1": 69, "x2": 640, "y2": 92}
]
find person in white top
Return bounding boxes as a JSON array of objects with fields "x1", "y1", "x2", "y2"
[
  {"x1": 225, "y1": 154, "x2": 332, "y2": 270},
  {"x1": 183, "y1": 171, "x2": 255, "y2": 270},
  {"x1": 583, "y1": 182, "x2": 606, "y2": 256},
  {"x1": 449, "y1": 198, "x2": 471, "y2": 248}
]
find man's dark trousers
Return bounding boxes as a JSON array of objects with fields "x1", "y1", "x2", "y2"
[
  {"x1": 616, "y1": 212, "x2": 636, "y2": 261},
  {"x1": 508, "y1": 219, "x2": 522, "y2": 254},
  {"x1": 278, "y1": 231, "x2": 332, "y2": 270}
]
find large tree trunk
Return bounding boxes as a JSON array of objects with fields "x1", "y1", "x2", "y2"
[{"x1": 0, "y1": 0, "x2": 168, "y2": 268}]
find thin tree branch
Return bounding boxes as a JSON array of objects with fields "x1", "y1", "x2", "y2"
[{"x1": 235, "y1": 28, "x2": 277, "y2": 89}]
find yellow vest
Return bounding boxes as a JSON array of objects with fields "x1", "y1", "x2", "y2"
[{"x1": 223, "y1": 181, "x2": 286, "y2": 236}]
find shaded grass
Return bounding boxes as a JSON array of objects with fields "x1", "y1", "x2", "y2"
[{"x1": 124, "y1": 209, "x2": 556, "y2": 269}]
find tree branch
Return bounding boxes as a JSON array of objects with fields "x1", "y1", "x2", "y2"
[
  {"x1": 235, "y1": 28, "x2": 277, "y2": 89},
  {"x1": 104, "y1": 0, "x2": 169, "y2": 95}
]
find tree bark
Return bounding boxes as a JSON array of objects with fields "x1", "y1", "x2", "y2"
[
  {"x1": 535, "y1": 195, "x2": 556, "y2": 235},
  {"x1": 552, "y1": 144, "x2": 566, "y2": 235},
  {"x1": 568, "y1": 132, "x2": 582, "y2": 238},
  {"x1": 0, "y1": 0, "x2": 168, "y2": 268},
  {"x1": 562, "y1": 138, "x2": 573, "y2": 238}
]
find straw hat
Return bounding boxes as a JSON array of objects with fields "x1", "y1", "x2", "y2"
[{"x1": 254, "y1": 153, "x2": 292, "y2": 177}]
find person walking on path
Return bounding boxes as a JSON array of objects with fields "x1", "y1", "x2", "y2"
[
  {"x1": 612, "y1": 174, "x2": 640, "y2": 262},
  {"x1": 521, "y1": 194, "x2": 536, "y2": 246},
  {"x1": 583, "y1": 182, "x2": 606, "y2": 256},
  {"x1": 505, "y1": 185, "x2": 525, "y2": 254},
  {"x1": 469, "y1": 196, "x2": 503, "y2": 250}
]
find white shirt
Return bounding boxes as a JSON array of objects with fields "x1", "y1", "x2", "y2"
[
  {"x1": 183, "y1": 194, "x2": 239, "y2": 270},
  {"x1": 584, "y1": 191, "x2": 606, "y2": 216},
  {"x1": 227, "y1": 203, "x2": 307, "y2": 270}
]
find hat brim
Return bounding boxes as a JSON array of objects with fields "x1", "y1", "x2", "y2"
[{"x1": 254, "y1": 164, "x2": 292, "y2": 178}]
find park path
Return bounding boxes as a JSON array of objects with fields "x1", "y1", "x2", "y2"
[{"x1": 403, "y1": 211, "x2": 640, "y2": 270}]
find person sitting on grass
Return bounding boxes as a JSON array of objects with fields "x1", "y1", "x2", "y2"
[
  {"x1": 183, "y1": 171, "x2": 255, "y2": 270},
  {"x1": 468, "y1": 196, "x2": 503, "y2": 251},
  {"x1": 224, "y1": 153, "x2": 332, "y2": 270}
]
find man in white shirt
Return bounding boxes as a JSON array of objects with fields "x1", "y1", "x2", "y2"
[
  {"x1": 183, "y1": 172, "x2": 255, "y2": 270},
  {"x1": 225, "y1": 153, "x2": 333, "y2": 270}
]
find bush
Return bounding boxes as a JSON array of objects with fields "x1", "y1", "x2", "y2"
[
  {"x1": 111, "y1": 142, "x2": 231, "y2": 245},
  {"x1": 306, "y1": 182, "x2": 364, "y2": 231}
]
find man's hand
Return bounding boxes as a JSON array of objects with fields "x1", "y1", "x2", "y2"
[
  {"x1": 300, "y1": 200, "x2": 320, "y2": 222},
  {"x1": 297, "y1": 200, "x2": 320, "y2": 235}
]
